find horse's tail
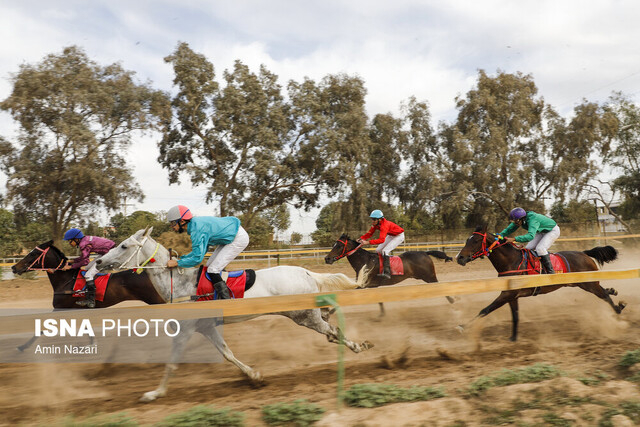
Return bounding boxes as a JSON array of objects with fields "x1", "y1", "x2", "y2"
[
  {"x1": 425, "y1": 250, "x2": 453, "y2": 262},
  {"x1": 583, "y1": 245, "x2": 618, "y2": 266},
  {"x1": 307, "y1": 271, "x2": 359, "y2": 292}
]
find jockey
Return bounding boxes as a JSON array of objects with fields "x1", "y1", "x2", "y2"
[
  {"x1": 62, "y1": 228, "x2": 116, "y2": 308},
  {"x1": 357, "y1": 210, "x2": 405, "y2": 279},
  {"x1": 498, "y1": 207, "x2": 561, "y2": 274},
  {"x1": 165, "y1": 205, "x2": 249, "y2": 300}
]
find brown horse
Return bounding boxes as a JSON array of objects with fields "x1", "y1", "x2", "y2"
[
  {"x1": 456, "y1": 225, "x2": 625, "y2": 341},
  {"x1": 324, "y1": 234, "x2": 453, "y2": 314},
  {"x1": 11, "y1": 240, "x2": 165, "y2": 350}
]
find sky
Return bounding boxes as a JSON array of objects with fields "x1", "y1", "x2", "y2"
[{"x1": 1, "y1": 0, "x2": 640, "y2": 237}]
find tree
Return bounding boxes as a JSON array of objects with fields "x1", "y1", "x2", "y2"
[
  {"x1": 290, "y1": 232, "x2": 302, "y2": 245},
  {"x1": 109, "y1": 210, "x2": 171, "y2": 241},
  {"x1": 605, "y1": 92, "x2": 640, "y2": 219},
  {"x1": 0, "y1": 46, "x2": 168, "y2": 239},
  {"x1": 159, "y1": 43, "x2": 317, "y2": 230},
  {"x1": 0, "y1": 208, "x2": 21, "y2": 256}
]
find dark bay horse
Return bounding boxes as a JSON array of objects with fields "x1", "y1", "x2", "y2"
[
  {"x1": 456, "y1": 226, "x2": 625, "y2": 341},
  {"x1": 324, "y1": 234, "x2": 453, "y2": 314},
  {"x1": 11, "y1": 240, "x2": 165, "y2": 350}
]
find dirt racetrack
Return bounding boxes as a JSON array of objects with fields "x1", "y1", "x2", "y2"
[{"x1": 1, "y1": 246, "x2": 640, "y2": 426}]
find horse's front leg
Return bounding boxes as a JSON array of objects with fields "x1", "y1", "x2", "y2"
[
  {"x1": 140, "y1": 320, "x2": 195, "y2": 403},
  {"x1": 508, "y1": 298, "x2": 519, "y2": 342},
  {"x1": 200, "y1": 320, "x2": 264, "y2": 386}
]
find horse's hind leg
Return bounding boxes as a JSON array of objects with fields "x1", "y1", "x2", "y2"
[
  {"x1": 198, "y1": 320, "x2": 263, "y2": 386},
  {"x1": 459, "y1": 291, "x2": 515, "y2": 335},
  {"x1": 17, "y1": 335, "x2": 39, "y2": 352},
  {"x1": 140, "y1": 321, "x2": 196, "y2": 403},
  {"x1": 283, "y1": 309, "x2": 374, "y2": 353},
  {"x1": 578, "y1": 282, "x2": 626, "y2": 314}
]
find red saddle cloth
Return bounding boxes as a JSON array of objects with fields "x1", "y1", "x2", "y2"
[
  {"x1": 377, "y1": 254, "x2": 405, "y2": 275},
  {"x1": 196, "y1": 269, "x2": 248, "y2": 301},
  {"x1": 72, "y1": 272, "x2": 110, "y2": 302},
  {"x1": 527, "y1": 253, "x2": 569, "y2": 275}
]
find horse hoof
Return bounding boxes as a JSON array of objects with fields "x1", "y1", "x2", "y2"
[
  {"x1": 446, "y1": 296, "x2": 456, "y2": 304},
  {"x1": 607, "y1": 288, "x2": 618, "y2": 296},
  {"x1": 509, "y1": 336, "x2": 518, "y2": 342},
  {"x1": 140, "y1": 391, "x2": 161, "y2": 403},
  {"x1": 249, "y1": 372, "x2": 265, "y2": 387},
  {"x1": 362, "y1": 340, "x2": 375, "y2": 351},
  {"x1": 618, "y1": 302, "x2": 627, "y2": 313}
]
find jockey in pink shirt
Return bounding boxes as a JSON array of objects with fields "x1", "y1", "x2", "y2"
[
  {"x1": 62, "y1": 228, "x2": 116, "y2": 308},
  {"x1": 357, "y1": 210, "x2": 405, "y2": 279}
]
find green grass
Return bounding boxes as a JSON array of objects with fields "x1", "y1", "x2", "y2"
[
  {"x1": 61, "y1": 412, "x2": 138, "y2": 427},
  {"x1": 619, "y1": 349, "x2": 640, "y2": 368},
  {"x1": 261, "y1": 400, "x2": 325, "y2": 426},
  {"x1": 343, "y1": 383, "x2": 446, "y2": 408},
  {"x1": 156, "y1": 405, "x2": 244, "y2": 427},
  {"x1": 468, "y1": 363, "x2": 562, "y2": 395}
]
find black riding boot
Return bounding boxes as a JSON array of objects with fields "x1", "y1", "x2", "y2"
[
  {"x1": 540, "y1": 254, "x2": 555, "y2": 274},
  {"x1": 213, "y1": 281, "x2": 231, "y2": 300},
  {"x1": 377, "y1": 255, "x2": 391, "y2": 279},
  {"x1": 76, "y1": 279, "x2": 96, "y2": 308}
]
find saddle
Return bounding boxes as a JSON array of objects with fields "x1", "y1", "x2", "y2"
[
  {"x1": 501, "y1": 250, "x2": 570, "y2": 276},
  {"x1": 72, "y1": 271, "x2": 110, "y2": 301},
  {"x1": 194, "y1": 266, "x2": 257, "y2": 301},
  {"x1": 377, "y1": 254, "x2": 404, "y2": 276}
]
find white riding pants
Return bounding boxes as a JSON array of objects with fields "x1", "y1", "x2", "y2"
[
  {"x1": 525, "y1": 225, "x2": 560, "y2": 256},
  {"x1": 84, "y1": 258, "x2": 100, "y2": 281},
  {"x1": 375, "y1": 232, "x2": 405, "y2": 256},
  {"x1": 206, "y1": 226, "x2": 250, "y2": 274}
]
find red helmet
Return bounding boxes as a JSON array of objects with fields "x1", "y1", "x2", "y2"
[{"x1": 167, "y1": 205, "x2": 193, "y2": 222}]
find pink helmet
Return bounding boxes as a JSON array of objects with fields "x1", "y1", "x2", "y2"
[{"x1": 167, "y1": 205, "x2": 193, "y2": 222}]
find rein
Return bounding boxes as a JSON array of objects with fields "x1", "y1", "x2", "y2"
[
  {"x1": 333, "y1": 239, "x2": 363, "y2": 261},
  {"x1": 26, "y1": 246, "x2": 66, "y2": 271},
  {"x1": 470, "y1": 232, "x2": 510, "y2": 260},
  {"x1": 470, "y1": 232, "x2": 539, "y2": 276},
  {"x1": 118, "y1": 234, "x2": 163, "y2": 273}
]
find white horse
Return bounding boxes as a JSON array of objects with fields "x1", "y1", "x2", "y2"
[{"x1": 95, "y1": 227, "x2": 373, "y2": 402}]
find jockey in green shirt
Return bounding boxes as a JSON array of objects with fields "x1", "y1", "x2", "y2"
[{"x1": 498, "y1": 207, "x2": 561, "y2": 274}]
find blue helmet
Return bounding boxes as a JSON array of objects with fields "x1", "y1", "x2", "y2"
[
  {"x1": 508, "y1": 207, "x2": 527, "y2": 221},
  {"x1": 369, "y1": 209, "x2": 384, "y2": 219},
  {"x1": 63, "y1": 228, "x2": 84, "y2": 240}
]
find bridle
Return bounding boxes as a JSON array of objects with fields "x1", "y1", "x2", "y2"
[
  {"x1": 26, "y1": 246, "x2": 66, "y2": 271},
  {"x1": 468, "y1": 231, "x2": 510, "y2": 260},
  {"x1": 331, "y1": 238, "x2": 363, "y2": 262},
  {"x1": 117, "y1": 233, "x2": 162, "y2": 273}
]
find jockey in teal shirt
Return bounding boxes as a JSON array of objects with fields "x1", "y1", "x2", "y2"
[
  {"x1": 165, "y1": 205, "x2": 249, "y2": 299},
  {"x1": 498, "y1": 207, "x2": 560, "y2": 274}
]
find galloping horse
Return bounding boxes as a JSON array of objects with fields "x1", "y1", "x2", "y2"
[
  {"x1": 324, "y1": 234, "x2": 454, "y2": 314},
  {"x1": 456, "y1": 225, "x2": 625, "y2": 341},
  {"x1": 95, "y1": 227, "x2": 373, "y2": 402},
  {"x1": 11, "y1": 240, "x2": 164, "y2": 350}
]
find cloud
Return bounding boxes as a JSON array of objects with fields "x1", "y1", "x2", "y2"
[{"x1": 2, "y1": 0, "x2": 640, "y2": 232}]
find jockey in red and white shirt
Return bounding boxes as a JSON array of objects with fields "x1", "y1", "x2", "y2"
[{"x1": 357, "y1": 210, "x2": 405, "y2": 256}]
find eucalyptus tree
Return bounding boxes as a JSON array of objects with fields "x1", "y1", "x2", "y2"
[
  {"x1": 0, "y1": 46, "x2": 167, "y2": 239},
  {"x1": 159, "y1": 43, "x2": 328, "y2": 229},
  {"x1": 288, "y1": 74, "x2": 372, "y2": 233},
  {"x1": 605, "y1": 92, "x2": 640, "y2": 219}
]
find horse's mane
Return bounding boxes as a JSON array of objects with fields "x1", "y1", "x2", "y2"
[{"x1": 40, "y1": 240, "x2": 68, "y2": 261}]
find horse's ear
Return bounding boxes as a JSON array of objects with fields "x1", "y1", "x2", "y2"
[
  {"x1": 481, "y1": 224, "x2": 488, "y2": 233},
  {"x1": 146, "y1": 226, "x2": 154, "y2": 237},
  {"x1": 44, "y1": 240, "x2": 54, "y2": 247},
  {"x1": 142, "y1": 225, "x2": 150, "y2": 235}
]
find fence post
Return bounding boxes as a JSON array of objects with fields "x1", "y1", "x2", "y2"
[{"x1": 315, "y1": 294, "x2": 345, "y2": 410}]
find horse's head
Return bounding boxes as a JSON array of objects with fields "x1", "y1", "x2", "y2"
[
  {"x1": 324, "y1": 234, "x2": 359, "y2": 264},
  {"x1": 96, "y1": 226, "x2": 166, "y2": 272},
  {"x1": 11, "y1": 240, "x2": 68, "y2": 275},
  {"x1": 456, "y1": 225, "x2": 498, "y2": 266}
]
